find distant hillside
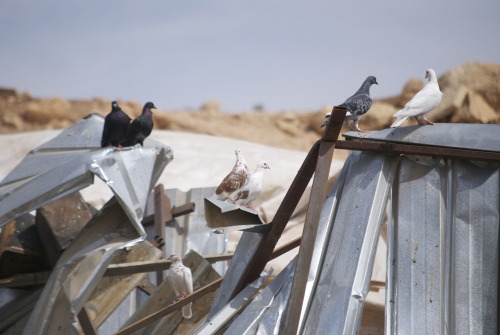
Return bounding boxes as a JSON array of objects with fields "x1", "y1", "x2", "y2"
[{"x1": 1, "y1": 62, "x2": 499, "y2": 151}]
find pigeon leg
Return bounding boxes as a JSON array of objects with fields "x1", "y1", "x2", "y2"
[
  {"x1": 345, "y1": 120, "x2": 358, "y2": 132},
  {"x1": 354, "y1": 126, "x2": 367, "y2": 133},
  {"x1": 415, "y1": 116, "x2": 434, "y2": 126},
  {"x1": 352, "y1": 119, "x2": 367, "y2": 133}
]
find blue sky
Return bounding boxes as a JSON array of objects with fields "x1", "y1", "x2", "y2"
[{"x1": 1, "y1": 0, "x2": 499, "y2": 112}]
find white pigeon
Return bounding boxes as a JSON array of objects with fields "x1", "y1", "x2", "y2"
[
  {"x1": 231, "y1": 161, "x2": 270, "y2": 208},
  {"x1": 391, "y1": 69, "x2": 443, "y2": 128},
  {"x1": 214, "y1": 149, "x2": 250, "y2": 201},
  {"x1": 168, "y1": 254, "x2": 193, "y2": 319}
]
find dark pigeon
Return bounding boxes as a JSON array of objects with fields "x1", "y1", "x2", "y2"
[
  {"x1": 321, "y1": 76, "x2": 378, "y2": 132},
  {"x1": 101, "y1": 101, "x2": 132, "y2": 147},
  {"x1": 121, "y1": 102, "x2": 156, "y2": 147}
]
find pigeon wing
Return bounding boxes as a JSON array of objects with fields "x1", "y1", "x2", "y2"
[
  {"x1": 101, "y1": 119, "x2": 112, "y2": 147},
  {"x1": 393, "y1": 85, "x2": 441, "y2": 118},
  {"x1": 168, "y1": 267, "x2": 187, "y2": 296},
  {"x1": 342, "y1": 93, "x2": 372, "y2": 116},
  {"x1": 233, "y1": 189, "x2": 250, "y2": 202},
  {"x1": 215, "y1": 166, "x2": 249, "y2": 198},
  {"x1": 183, "y1": 266, "x2": 193, "y2": 294}
]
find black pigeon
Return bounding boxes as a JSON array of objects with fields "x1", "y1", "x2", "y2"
[
  {"x1": 121, "y1": 102, "x2": 156, "y2": 147},
  {"x1": 101, "y1": 101, "x2": 132, "y2": 147},
  {"x1": 321, "y1": 76, "x2": 378, "y2": 132}
]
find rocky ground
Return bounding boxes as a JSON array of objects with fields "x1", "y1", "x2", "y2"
[{"x1": 1, "y1": 62, "x2": 499, "y2": 151}]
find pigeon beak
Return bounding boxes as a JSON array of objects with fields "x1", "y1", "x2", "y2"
[{"x1": 374, "y1": 81, "x2": 378, "y2": 85}]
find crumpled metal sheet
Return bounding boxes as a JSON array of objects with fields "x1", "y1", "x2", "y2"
[
  {"x1": 23, "y1": 199, "x2": 141, "y2": 335},
  {"x1": 0, "y1": 113, "x2": 173, "y2": 235},
  {"x1": 0, "y1": 114, "x2": 173, "y2": 334},
  {"x1": 167, "y1": 188, "x2": 227, "y2": 275},
  {"x1": 300, "y1": 151, "x2": 397, "y2": 334},
  {"x1": 225, "y1": 257, "x2": 297, "y2": 335},
  {"x1": 344, "y1": 123, "x2": 500, "y2": 152},
  {"x1": 195, "y1": 269, "x2": 273, "y2": 335}
]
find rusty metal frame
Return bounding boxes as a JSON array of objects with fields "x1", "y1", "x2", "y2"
[
  {"x1": 207, "y1": 106, "x2": 347, "y2": 321},
  {"x1": 281, "y1": 107, "x2": 347, "y2": 333},
  {"x1": 335, "y1": 139, "x2": 500, "y2": 163}
]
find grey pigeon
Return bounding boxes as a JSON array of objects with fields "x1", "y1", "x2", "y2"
[
  {"x1": 322, "y1": 76, "x2": 378, "y2": 132},
  {"x1": 214, "y1": 149, "x2": 250, "y2": 202},
  {"x1": 121, "y1": 102, "x2": 156, "y2": 147},
  {"x1": 231, "y1": 161, "x2": 270, "y2": 208},
  {"x1": 391, "y1": 69, "x2": 443, "y2": 127},
  {"x1": 101, "y1": 101, "x2": 131, "y2": 147},
  {"x1": 168, "y1": 254, "x2": 193, "y2": 319}
]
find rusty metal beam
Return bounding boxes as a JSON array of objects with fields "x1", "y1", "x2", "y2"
[
  {"x1": 114, "y1": 277, "x2": 224, "y2": 335},
  {"x1": 113, "y1": 234, "x2": 307, "y2": 335},
  {"x1": 78, "y1": 307, "x2": 97, "y2": 335},
  {"x1": 106, "y1": 259, "x2": 171, "y2": 277},
  {"x1": 223, "y1": 141, "x2": 319, "y2": 296},
  {"x1": 0, "y1": 238, "x2": 305, "y2": 289},
  {"x1": 171, "y1": 202, "x2": 196, "y2": 218},
  {"x1": 281, "y1": 107, "x2": 346, "y2": 334},
  {"x1": 335, "y1": 139, "x2": 500, "y2": 163},
  {"x1": 270, "y1": 236, "x2": 302, "y2": 260},
  {"x1": 154, "y1": 184, "x2": 170, "y2": 283}
]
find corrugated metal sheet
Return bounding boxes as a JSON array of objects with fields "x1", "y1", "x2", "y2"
[
  {"x1": 293, "y1": 125, "x2": 500, "y2": 335},
  {"x1": 0, "y1": 113, "x2": 173, "y2": 235},
  {"x1": 224, "y1": 257, "x2": 297, "y2": 335},
  {"x1": 300, "y1": 151, "x2": 397, "y2": 334},
  {"x1": 0, "y1": 113, "x2": 173, "y2": 334},
  {"x1": 387, "y1": 157, "x2": 499, "y2": 335}
]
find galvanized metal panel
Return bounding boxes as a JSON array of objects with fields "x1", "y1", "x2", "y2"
[
  {"x1": 301, "y1": 151, "x2": 397, "y2": 334},
  {"x1": 23, "y1": 199, "x2": 143, "y2": 335},
  {"x1": 122, "y1": 250, "x2": 221, "y2": 335},
  {"x1": 194, "y1": 270, "x2": 271, "y2": 335},
  {"x1": 162, "y1": 188, "x2": 227, "y2": 275},
  {"x1": 225, "y1": 257, "x2": 297, "y2": 335},
  {"x1": 386, "y1": 156, "x2": 500, "y2": 335},
  {"x1": 450, "y1": 160, "x2": 499, "y2": 335},
  {"x1": 207, "y1": 230, "x2": 264, "y2": 319},
  {"x1": 204, "y1": 197, "x2": 265, "y2": 231},
  {"x1": 388, "y1": 156, "x2": 446, "y2": 334},
  {"x1": 299, "y1": 153, "x2": 351, "y2": 329},
  {"x1": 0, "y1": 114, "x2": 173, "y2": 231},
  {"x1": 84, "y1": 241, "x2": 162, "y2": 329}
]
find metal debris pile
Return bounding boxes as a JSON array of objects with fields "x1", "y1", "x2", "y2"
[{"x1": 1, "y1": 110, "x2": 500, "y2": 335}]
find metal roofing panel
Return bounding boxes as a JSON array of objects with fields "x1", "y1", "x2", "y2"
[
  {"x1": 225, "y1": 257, "x2": 297, "y2": 335},
  {"x1": 386, "y1": 157, "x2": 499, "y2": 335},
  {"x1": 195, "y1": 270, "x2": 272, "y2": 335},
  {"x1": 387, "y1": 156, "x2": 446, "y2": 334},
  {"x1": 0, "y1": 113, "x2": 173, "y2": 233},
  {"x1": 344, "y1": 123, "x2": 500, "y2": 153},
  {"x1": 162, "y1": 188, "x2": 227, "y2": 275},
  {"x1": 450, "y1": 160, "x2": 499, "y2": 335},
  {"x1": 301, "y1": 151, "x2": 397, "y2": 334},
  {"x1": 23, "y1": 199, "x2": 143, "y2": 335}
]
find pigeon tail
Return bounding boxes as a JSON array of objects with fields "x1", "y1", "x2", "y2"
[
  {"x1": 391, "y1": 116, "x2": 408, "y2": 128},
  {"x1": 182, "y1": 303, "x2": 193, "y2": 319}
]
